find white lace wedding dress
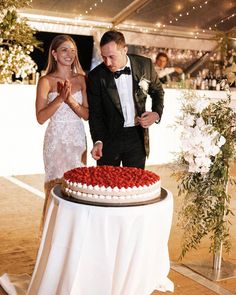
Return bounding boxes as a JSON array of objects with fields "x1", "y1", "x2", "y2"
[{"x1": 43, "y1": 91, "x2": 86, "y2": 182}]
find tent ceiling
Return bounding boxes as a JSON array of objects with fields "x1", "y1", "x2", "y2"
[{"x1": 21, "y1": 0, "x2": 236, "y2": 37}]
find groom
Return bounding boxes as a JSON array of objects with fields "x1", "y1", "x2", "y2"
[{"x1": 87, "y1": 30, "x2": 164, "y2": 169}]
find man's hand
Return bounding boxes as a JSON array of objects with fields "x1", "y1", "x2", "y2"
[
  {"x1": 137, "y1": 112, "x2": 160, "y2": 128},
  {"x1": 91, "y1": 142, "x2": 103, "y2": 160}
]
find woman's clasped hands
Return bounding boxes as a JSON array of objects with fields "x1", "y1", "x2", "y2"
[{"x1": 57, "y1": 79, "x2": 74, "y2": 106}]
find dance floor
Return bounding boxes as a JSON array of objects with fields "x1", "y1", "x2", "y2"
[{"x1": 0, "y1": 164, "x2": 236, "y2": 295}]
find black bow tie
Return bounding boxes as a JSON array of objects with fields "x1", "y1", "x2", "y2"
[{"x1": 114, "y1": 66, "x2": 131, "y2": 79}]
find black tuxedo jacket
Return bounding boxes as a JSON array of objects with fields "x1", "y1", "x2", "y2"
[{"x1": 87, "y1": 54, "x2": 164, "y2": 157}]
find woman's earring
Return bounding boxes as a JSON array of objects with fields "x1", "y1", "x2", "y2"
[{"x1": 54, "y1": 56, "x2": 57, "y2": 62}]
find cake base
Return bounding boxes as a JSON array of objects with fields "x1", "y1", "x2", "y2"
[{"x1": 54, "y1": 185, "x2": 167, "y2": 207}]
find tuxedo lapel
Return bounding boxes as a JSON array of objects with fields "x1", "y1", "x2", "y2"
[
  {"x1": 129, "y1": 55, "x2": 142, "y2": 95},
  {"x1": 106, "y1": 77, "x2": 123, "y2": 115},
  {"x1": 129, "y1": 55, "x2": 150, "y2": 156},
  {"x1": 103, "y1": 66, "x2": 123, "y2": 115},
  {"x1": 129, "y1": 55, "x2": 146, "y2": 116}
]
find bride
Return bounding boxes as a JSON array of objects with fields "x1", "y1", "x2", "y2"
[{"x1": 36, "y1": 34, "x2": 89, "y2": 226}]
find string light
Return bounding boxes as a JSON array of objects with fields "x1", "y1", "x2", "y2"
[
  {"x1": 214, "y1": 13, "x2": 236, "y2": 29},
  {"x1": 153, "y1": 0, "x2": 213, "y2": 38},
  {"x1": 20, "y1": 12, "x2": 111, "y2": 32},
  {"x1": 20, "y1": 0, "x2": 232, "y2": 40},
  {"x1": 75, "y1": 0, "x2": 210, "y2": 37},
  {"x1": 21, "y1": 10, "x2": 215, "y2": 39},
  {"x1": 77, "y1": 1, "x2": 104, "y2": 19},
  {"x1": 193, "y1": 12, "x2": 236, "y2": 39},
  {"x1": 166, "y1": 0, "x2": 211, "y2": 26},
  {"x1": 161, "y1": 0, "x2": 234, "y2": 40}
]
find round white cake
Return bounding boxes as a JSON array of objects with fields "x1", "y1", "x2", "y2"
[{"x1": 62, "y1": 166, "x2": 161, "y2": 205}]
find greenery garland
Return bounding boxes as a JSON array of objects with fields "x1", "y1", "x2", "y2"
[{"x1": 175, "y1": 90, "x2": 236, "y2": 259}]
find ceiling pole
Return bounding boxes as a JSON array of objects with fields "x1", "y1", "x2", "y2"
[
  {"x1": 112, "y1": 0, "x2": 151, "y2": 27},
  {"x1": 184, "y1": 44, "x2": 220, "y2": 75}
]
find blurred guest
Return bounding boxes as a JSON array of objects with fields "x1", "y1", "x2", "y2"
[
  {"x1": 35, "y1": 34, "x2": 89, "y2": 228},
  {"x1": 155, "y1": 52, "x2": 183, "y2": 84}
]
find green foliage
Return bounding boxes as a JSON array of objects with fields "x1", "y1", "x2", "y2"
[
  {"x1": 0, "y1": 10, "x2": 40, "y2": 49},
  {"x1": 176, "y1": 92, "x2": 236, "y2": 259},
  {"x1": 214, "y1": 28, "x2": 236, "y2": 54},
  {"x1": 0, "y1": 0, "x2": 31, "y2": 10},
  {"x1": 213, "y1": 29, "x2": 236, "y2": 86},
  {"x1": 0, "y1": 0, "x2": 41, "y2": 82}
]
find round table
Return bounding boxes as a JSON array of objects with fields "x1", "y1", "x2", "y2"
[{"x1": 27, "y1": 185, "x2": 174, "y2": 295}]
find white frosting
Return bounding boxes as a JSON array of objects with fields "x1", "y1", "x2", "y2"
[{"x1": 63, "y1": 179, "x2": 161, "y2": 204}]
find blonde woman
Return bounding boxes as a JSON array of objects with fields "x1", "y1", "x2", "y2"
[{"x1": 36, "y1": 35, "x2": 89, "y2": 227}]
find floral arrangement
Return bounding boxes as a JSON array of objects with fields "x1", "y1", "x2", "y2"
[
  {"x1": 0, "y1": 44, "x2": 37, "y2": 83},
  {"x1": 138, "y1": 76, "x2": 150, "y2": 95},
  {"x1": 175, "y1": 90, "x2": 236, "y2": 259},
  {"x1": 222, "y1": 48, "x2": 236, "y2": 86},
  {"x1": 0, "y1": 0, "x2": 40, "y2": 83},
  {"x1": 180, "y1": 98, "x2": 226, "y2": 174},
  {"x1": 215, "y1": 29, "x2": 236, "y2": 87}
]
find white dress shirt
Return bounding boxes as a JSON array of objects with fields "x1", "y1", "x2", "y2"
[
  {"x1": 155, "y1": 66, "x2": 175, "y2": 79},
  {"x1": 114, "y1": 58, "x2": 135, "y2": 127}
]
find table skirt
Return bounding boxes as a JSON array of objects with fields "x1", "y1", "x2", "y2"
[{"x1": 1, "y1": 186, "x2": 174, "y2": 295}]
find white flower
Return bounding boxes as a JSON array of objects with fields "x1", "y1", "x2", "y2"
[
  {"x1": 196, "y1": 117, "x2": 205, "y2": 128},
  {"x1": 138, "y1": 77, "x2": 150, "y2": 94},
  {"x1": 195, "y1": 156, "x2": 211, "y2": 168},
  {"x1": 0, "y1": 46, "x2": 37, "y2": 82},
  {"x1": 226, "y1": 72, "x2": 236, "y2": 84},
  {"x1": 183, "y1": 114, "x2": 195, "y2": 127},
  {"x1": 193, "y1": 98, "x2": 210, "y2": 113},
  {"x1": 217, "y1": 136, "x2": 226, "y2": 147},
  {"x1": 223, "y1": 49, "x2": 236, "y2": 85},
  {"x1": 179, "y1": 105, "x2": 224, "y2": 174},
  {"x1": 229, "y1": 56, "x2": 234, "y2": 64}
]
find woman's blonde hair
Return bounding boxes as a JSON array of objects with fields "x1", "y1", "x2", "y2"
[{"x1": 45, "y1": 34, "x2": 85, "y2": 76}]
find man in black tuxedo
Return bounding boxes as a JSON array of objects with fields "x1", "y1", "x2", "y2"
[{"x1": 87, "y1": 30, "x2": 164, "y2": 169}]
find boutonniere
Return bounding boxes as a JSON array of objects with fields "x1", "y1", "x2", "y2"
[{"x1": 138, "y1": 76, "x2": 150, "y2": 95}]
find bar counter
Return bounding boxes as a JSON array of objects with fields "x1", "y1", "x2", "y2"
[{"x1": 0, "y1": 84, "x2": 235, "y2": 176}]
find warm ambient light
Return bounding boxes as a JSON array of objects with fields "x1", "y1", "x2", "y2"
[
  {"x1": 166, "y1": 0, "x2": 210, "y2": 28},
  {"x1": 176, "y1": 4, "x2": 183, "y2": 11},
  {"x1": 163, "y1": 0, "x2": 235, "y2": 39},
  {"x1": 20, "y1": 0, "x2": 219, "y2": 40}
]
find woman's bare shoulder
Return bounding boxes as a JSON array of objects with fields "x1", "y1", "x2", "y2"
[
  {"x1": 72, "y1": 73, "x2": 85, "y2": 81},
  {"x1": 71, "y1": 73, "x2": 85, "y2": 88},
  {"x1": 38, "y1": 75, "x2": 51, "y2": 85},
  {"x1": 38, "y1": 74, "x2": 57, "y2": 90}
]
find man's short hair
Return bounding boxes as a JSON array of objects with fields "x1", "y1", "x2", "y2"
[
  {"x1": 100, "y1": 30, "x2": 126, "y2": 47},
  {"x1": 156, "y1": 52, "x2": 169, "y2": 62}
]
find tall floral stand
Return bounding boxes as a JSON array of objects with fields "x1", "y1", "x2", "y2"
[
  {"x1": 176, "y1": 92, "x2": 236, "y2": 281},
  {"x1": 184, "y1": 245, "x2": 236, "y2": 281},
  {"x1": 184, "y1": 190, "x2": 236, "y2": 281},
  {"x1": 184, "y1": 194, "x2": 236, "y2": 281}
]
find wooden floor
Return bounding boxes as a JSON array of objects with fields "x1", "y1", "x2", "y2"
[{"x1": 0, "y1": 164, "x2": 236, "y2": 294}]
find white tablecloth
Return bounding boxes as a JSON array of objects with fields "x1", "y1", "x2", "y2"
[{"x1": 1, "y1": 186, "x2": 174, "y2": 295}]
